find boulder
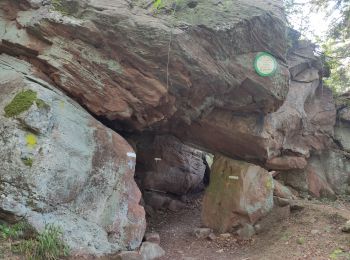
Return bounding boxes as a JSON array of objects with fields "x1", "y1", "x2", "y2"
[
  {"x1": 201, "y1": 155, "x2": 274, "y2": 233},
  {"x1": 193, "y1": 228, "x2": 212, "y2": 239},
  {"x1": 115, "y1": 251, "x2": 142, "y2": 260},
  {"x1": 136, "y1": 135, "x2": 206, "y2": 195},
  {"x1": 143, "y1": 191, "x2": 171, "y2": 210},
  {"x1": 342, "y1": 220, "x2": 350, "y2": 233},
  {"x1": 143, "y1": 191, "x2": 185, "y2": 212},
  {"x1": 139, "y1": 242, "x2": 165, "y2": 260},
  {"x1": 0, "y1": 55, "x2": 145, "y2": 256},
  {"x1": 144, "y1": 232, "x2": 160, "y2": 245},
  {"x1": 168, "y1": 199, "x2": 186, "y2": 212},
  {"x1": 273, "y1": 180, "x2": 295, "y2": 200},
  {"x1": 237, "y1": 224, "x2": 255, "y2": 240},
  {"x1": 274, "y1": 197, "x2": 290, "y2": 207},
  {"x1": 266, "y1": 156, "x2": 307, "y2": 170}
]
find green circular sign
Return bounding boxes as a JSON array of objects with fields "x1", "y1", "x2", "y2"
[{"x1": 254, "y1": 52, "x2": 277, "y2": 77}]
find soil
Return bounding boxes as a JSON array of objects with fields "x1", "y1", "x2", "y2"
[
  {"x1": 147, "y1": 194, "x2": 350, "y2": 260},
  {"x1": 2, "y1": 195, "x2": 350, "y2": 259}
]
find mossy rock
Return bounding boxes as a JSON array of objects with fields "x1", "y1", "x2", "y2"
[
  {"x1": 51, "y1": 0, "x2": 79, "y2": 16},
  {"x1": 35, "y1": 99, "x2": 49, "y2": 110},
  {"x1": 4, "y1": 90, "x2": 37, "y2": 118}
]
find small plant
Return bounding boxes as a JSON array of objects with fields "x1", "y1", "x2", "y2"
[
  {"x1": 0, "y1": 222, "x2": 29, "y2": 240},
  {"x1": 329, "y1": 248, "x2": 350, "y2": 260},
  {"x1": 153, "y1": 0, "x2": 163, "y2": 10},
  {"x1": 296, "y1": 237, "x2": 305, "y2": 245},
  {"x1": 12, "y1": 224, "x2": 69, "y2": 260},
  {"x1": 35, "y1": 99, "x2": 49, "y2": 110},
  {"x1": 281, "y1": 231, "x2": 291, "y2": 241},
  {"x1": 22, "y1": 157, "x2": 34, "y2": 167},
  {"x1": 51, "y1": 0, "x2": 69, "y2": 15}
]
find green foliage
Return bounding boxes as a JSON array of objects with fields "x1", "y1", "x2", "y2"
[
  {"x1": 329, "y1": 248, "x2": 350, "y2": 259},
  {"x1": 51, "y1": 0, "x2": 69, "y2": 15},
  {"x1": 153, "y1": 0, "x2": 163, "y2": 10},
  {"x1": 280, "y1": 231, "x2": 291, "y2": 241},
  {"x1": 12, "y1": 224, "x2": 69, "y2": 260},
  {"x1": 296, "y1": 237, "x2": 305, "y2": 245},
  {"x1": 284, "y1": 0, "x2": 350, "y2": 94},
  {"x1": 151, "y1": 0, "x2": 184, "y2": 13},
  {"x1": 4, "y1": 90, "x2": 37, "y2": 118},
  {"x1": 3, "y1": 90, "x2": 50, "y2": 118},
  {"x1": 0, "y1": 222, "x2": 29, "y2": 240},
  {"x1": 22, "y1": 157, "x2": 34, "y2": 167},
  {"x1": 35, "y1": 99, "x2": 49, "y2": 110},
  {"x1": 321, "y1": 39, "x2": 350, "y2": 93},
  {"x1": 309, "y1": 0, "x2": 350, "y2": 40}
]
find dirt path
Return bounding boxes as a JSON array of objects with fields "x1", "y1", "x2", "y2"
[{"x1": 148, "y1": 196, "x2": 350, "y2": 260}]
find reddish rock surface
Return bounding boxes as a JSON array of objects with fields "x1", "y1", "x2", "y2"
[
  {"x1": 0, "y1": 1, "x2": 337, "y2": 170},
  {"x1": 0, "y1": 0, "x2": 290, "y2": 163},
  {"x1": 278, "y1": 149, "x2": 350, "y2": 197},
  {"x1": 202, "y1": 155, "x2": 274, "y2": 233},
  {"x1": 266, "y1": 156, "x2": 307, "y2": 170},
  {"x1": 273, "y1": 180, "x2": 296, "y2": 200}
]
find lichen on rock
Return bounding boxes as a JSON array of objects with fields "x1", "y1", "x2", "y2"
[{"x1": 25, "y1": 133, "x2": 37, "y2": 149}]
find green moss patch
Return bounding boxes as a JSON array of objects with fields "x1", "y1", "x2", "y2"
[
  {"x1": 4, "y1": 90, "x2": 51, "y2": 118},
  {"x1": 4, "y1": 90, "x2": 37, "y2": 118},
  {"x1": 35, "y1": 99, "x2": 49, "y2": 110},
  {"x1": 22, "y1": 158, "x2": 34, "y2": 167},
  {"x1": 52, "y1": 0, "x2": 79, "y2": 16}
]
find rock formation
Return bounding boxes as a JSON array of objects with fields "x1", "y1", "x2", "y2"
[
  {"x1": 278, "y1": 92, "x2": 350, "y2": 198},
  {"x1": 1, "y1": 0, "x2": 350, "y2": 257},
  {"x1": 0, "y1": 55, "x2": 145, "y2": 256},
  {"x1": 202, "y1": 155, "x2": 274, "y2": 233},
  {"x1": 0, "y1": 0, "x2": 290, "y2": 162}
]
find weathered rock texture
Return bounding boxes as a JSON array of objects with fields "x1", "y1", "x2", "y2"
[
  {"x1": 0, "y1": 0, "x2": 290, "y2": 164},
  {"x1": 2, "y1": 0, "x2": 335, "y2": 170},
  {"x1": 0, "y1": 55, "x2": 145, "y2": 256},
  {"x1": 202, "y1": 155, "x2": 274, "y2": 233},
  {"x1": 277, "y1": 91, "x2": 350, "y2": 198},
  {"x1": 263, "y1": 40, "x2": 336, "y2": 169},
  {"x1": 1, "y1": 0, "x2": 349, "y2": 255},
  {"x1": 278, "y1": 150, "x2": 350, "y2": 197},
  {"x1": 135, "y1": 135, "x2": 206, "y2": 195}
]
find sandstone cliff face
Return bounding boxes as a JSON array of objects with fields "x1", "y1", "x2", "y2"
[
  {"x1": 3, "y1": 0, "x2": 333, "y2": 168},
  {"x1": 263, "y1": 40, "x2": 336, "y2": 169},
  {"x1": 278, "y1": 92, "x2": 350, "y2": 198},
  {"x1": 0, "y1": 0, "x2": 290, "y2": 161}
]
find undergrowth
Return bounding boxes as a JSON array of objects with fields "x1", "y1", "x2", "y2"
[{"x1": 0, "y1": 222, "x2": 69, "y2": 260}]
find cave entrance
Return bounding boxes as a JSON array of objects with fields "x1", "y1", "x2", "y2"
[
  {"x1": 134, "y1": 135, "x2": 213, "y2": 252},
  {"x1": 134, "y1": 135, "x2": 212, "y2": 214}
]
